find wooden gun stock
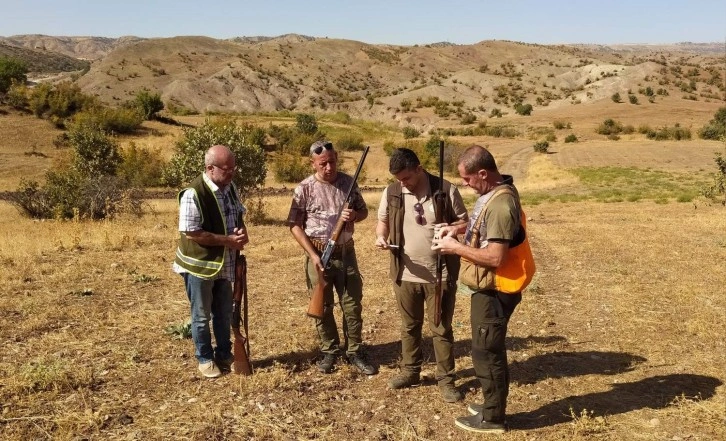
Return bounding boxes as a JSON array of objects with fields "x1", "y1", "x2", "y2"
[
  {"x1": 433, "y1": 140, "x2": 446, "y2": 327},
  {"x1": 307, "y1": 272, "x2": 326, "y2": 319},
  {"x1": 232, "y1": 253, "x2": 253, "y2": 375}
]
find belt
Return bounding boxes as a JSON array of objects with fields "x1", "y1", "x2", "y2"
[{"x1": 310, "y1": 238, "x2": 354, "y2": 255}]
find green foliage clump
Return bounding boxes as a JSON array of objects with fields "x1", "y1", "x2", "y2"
[
  {"x1": 402, "y1": 126, "x2": 420, "y2": 139},
  {"x1": 118, "y1": 142, "x2": 166, "y2": 187},
  {"x1": 553, "y1": 120, "x2": 571, "y2": 130},
  {"x1": 489, "y1": 108, "x2": 503, "y2": 118},
  {"x1": 72, "y1": 107, "x2": 143, "y2": 134},
  {"x1": 296, "y1": 113, "x2": 318, "y2": 135},
  {"x1": 334, "y1": 134, "x2": 365, "y2": 151},
  {"x1": 273, "y1": 153, "x2": 310, "y2": 183},
  {"x1": 163, "y1": 117, "x2": 266, "y2": 199},
  {"x1": 29, "y1": 82, "x2": 97, "y2": 123},
  {"x1": 644, "y1": 125, "x2": 692, "y2": 141},
  {"x1": 5, "y1": 80, "x2": 29, "y2": 108},
  {"x1": 460, "y1": 113, "x2": 477, "y2": 124},
  {"x1": 596, "y1": 118, "x2": 624, "y2": 136},
  {"x1": 628, "y1": 94, "x2": 639, "y2": 104},
  {"x1": 328, "y1": 111, "x2": 352, "y2": 125},
  {"x1": 514, "y1": 103, "x2": 533, "y2": 116},
  {"x1": 533, "y1": 141, "x2": 549, "y2": 153},
  {"x1": 564, "y1": 134, "x2": 578, "y2": 143},
  {"x1": 9, "y1": 125, "x2": 142, "y2": 220},
  {"x1": 131, "y1": 90, "x2": 164, "y2": 120},
  {"x1": 0, "y1": 57, "x2": 27, "y2": 93},
  {"x1": 698, "y1": 107, "x2": 726, "y2": 140},
  {"x1": 702, "y1": 141, "x2": 726, "y2": 204},
  {"x1": 611, "y1": 93, "x2": 621, "y2": 103}
]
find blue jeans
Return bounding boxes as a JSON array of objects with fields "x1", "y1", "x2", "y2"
[{"x1": 182, "y1": 273, "x2": 233, "y2": 363}]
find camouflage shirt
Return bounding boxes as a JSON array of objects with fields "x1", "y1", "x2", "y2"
[{"x1": 287, "y1": 173, "x2": 367, "y2": 243}]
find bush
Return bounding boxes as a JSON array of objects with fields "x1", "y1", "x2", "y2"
[
  {"x1": 698, "y1": 107, "x2": 726, "y2": 140},
  {"x1": 628, "y1": 94, "x2": 639, "y2": 104},
  {"x1": 132, "y1": 90, "x2": 164, "y2": 120},
  {"x1": 611, "y1": 93, "x2": 621, "y2": 103},
  {"x1": 553, "y1": 120, "x2": 570, "y2": 130},
  {"x1": 564, "y1": 134, "x2": 578, "y2": 143},
  {"x1": 533, "y1": 141, "x2": 549, "y2": 153},
  {"x1": 0, "y1": 57, "x2": 27, "y2": 94},
  {"x1": 163, "y1": 117, "x2": 267, "y2": 198},
  {"x1": 29, "y1": 82, "x2": 97, "y2": 122},
  {"x1": 702, "y1": 143, "x2": 725, "y2": 204},
  {"x1": 118, "y1": 142, "x2": 166, "y2": 187},
  {"x1": 489, "y1": 108, "x2": 503, "y2": 118},
  {"x1": 8, "y1": 125, "x2": 142, "y2": 220},
  {"x1": 5, "y1": 80, "x2": 28, "y2": 108},
  {"x1": 514, "y1": 103, "x2": 533, "y2": 116},
  {"x1": 72, "y1": 107, "x2": 143, "y2": 134},
  {"x1": 335, "y1": 134, "x2": 365, "y2": 151},
  {"x1": 273, "y1": 153, "x2": 310, "y2": 183},
  {"x1": 460, "y1": 113, "x2": 477, "y2": 124},
  {"x1": 402, "y1": 126, "x2": 420, "y2": 139},
  {"x1": 596, "y1": 118, "x2": 624, "y2": 136},
  {"x1": 296, "y1": 113, "x2": 318, "y2": 135}
]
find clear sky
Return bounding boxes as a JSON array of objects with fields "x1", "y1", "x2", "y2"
[{"x1": 1, "y1": 0, "x2": 724, "y2": 46}]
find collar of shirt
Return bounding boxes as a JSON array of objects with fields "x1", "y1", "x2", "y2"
[{"x1": 202, "y1": 172, "x2": 230, "y2": 195}]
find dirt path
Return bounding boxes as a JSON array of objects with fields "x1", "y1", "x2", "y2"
[{"x1": 499, "y1": 144, "x2": 534, "y2": 184}]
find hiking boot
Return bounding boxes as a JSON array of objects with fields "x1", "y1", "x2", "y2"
[
  {"x1": 439, "y1": 383, "x2": 463, "y2": 403},
  {"x1": 387, "y1": 371, "x2": 421, "y2": 389},
  {"x1": 198, "y1": 360, "x2": 221, "y2": 378},
  {"x1": 317, "y1": 353, "x2": 337, "y2": 374},
  {"x1": 455, "y1": 414, "x2": 507, "y2": 434},
  {"x1": 467, "y1": 402, "x2": 483, "y2": 415},
  {"x1": 216, "y1": 355, "x2": 234, "y2": 373},
  {"x1": 347, "y1": 353, "x2": 378, "y2": 375}
]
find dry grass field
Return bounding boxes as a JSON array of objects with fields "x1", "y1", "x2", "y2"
[{"x1": 1, "y1": 103, "x2": 724, "y2": 440}]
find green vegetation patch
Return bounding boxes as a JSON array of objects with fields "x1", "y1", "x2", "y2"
[{"x1": 520, "y1": 166, "x2": 709, "y2": 205}]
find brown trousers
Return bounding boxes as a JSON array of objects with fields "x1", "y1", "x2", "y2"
[{"x1": 393, "y1": 280, "x2": 456, "y2": 385}]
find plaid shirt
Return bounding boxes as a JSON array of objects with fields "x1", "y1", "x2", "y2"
[{"x1": 173, "y1": 173, "x2": 245, "y2": 281}]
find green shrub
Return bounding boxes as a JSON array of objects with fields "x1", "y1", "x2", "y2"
[
  {"x1": 637, "y1": 124, "x2": 652, "y2": 134},
  {"x1": 628, "y1": 94, "x2": 639, "y2": 104},
  {"x1": 514, "y1": 103, "x2": 533, "y2": 116},
  {"x1": 328, "y1": 111, "x2": 351, "y2": 124},
  {"x1": 72, "y1": 107, "x2": 143, "y2": 134},
  {"x1": 611, "y1": 93, "x2": 621, "y2": 103},
  {"x1": 273, "y1": 153, "x2": 310, "y2": 183},
  {"x1": 596, "y1": 118, "x2": 624, "y2": 136},
  {"x1": 118, "y1": 142, "x2": 166, "y2": 187},
  {"x1": 402, "y1": 126, "x2": 420, "y2": 139},
  {"x1": 131, "y1": 90, "x2": 164, "y2": 120},
  {"x1": 0, "y1": 57, "x2": 27, "y2": 93},
  {"x1": 698, "y1": 107, "x2": 726, "y2": 140},
  {"x1": 489, "y1": 108, "x2": 503, "y2": 118},
  {"x1": 67, "y1": 124, "x2": 122, "y2": 177},
  {"x1": 545, "y1": 133, "x2": 557, "y2": 142},
  {"x1": 163, "y1": 117, "x2": 267, "y2": 198},
  {"x1": 701, "y1": 143, "x2": 725, "y2": 204},
  {"x1": 5, "y1": 80, "x2": 29, "y2": 109},
  {"x1": 335, "y1": 134, "x2": 365, "y2": 151},
  {"x1": 645, "y1": 125, "x2": 692, "y2": 141},
  {"x1": 533, "y1": 141, "x2": 549, "y2": 153},
  {"x1": 460, "y1": 113, "x2": 477, "y2": 124},
  {"x1": 564, "y1": 134, "x2": 578, "y2": 143},
  {"x1": 296, "y1": 113, "x2": 318, "y2": 135}
]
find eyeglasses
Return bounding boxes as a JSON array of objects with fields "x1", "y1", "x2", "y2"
[
  {"x1": 212, "y1": 164, "x2": 237, "y2": 173},
  {"x1": 311, "y1": 142, "x2": 334, "y2": 155},
  {"x1": 413, "y1": 202, "x2": 425, "y2": 226}
]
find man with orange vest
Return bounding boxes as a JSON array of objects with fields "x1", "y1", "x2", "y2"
[{"x1": 433, "y1": 145, "x2": 535, "y2": 434}]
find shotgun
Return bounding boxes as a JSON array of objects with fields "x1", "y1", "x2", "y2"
[
  {"x1": 307, "y1": 146, "x2": 370, "y2": 319},
  {"x1": 232, "y1": 252, "x2": 253, "y2": 375},
  {"x1": 432, "y1": 140, "x2": 446, "y2": 327}
]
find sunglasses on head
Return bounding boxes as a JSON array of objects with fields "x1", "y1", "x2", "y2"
[
  {"x1": 413, "y1": 202, "x2": 425, "y2": 226},
  {"x1": 312, "y1": 142, "x2": 334, "y2": 155}
]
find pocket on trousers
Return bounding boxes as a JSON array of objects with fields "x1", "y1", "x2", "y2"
[{"x1": 477, "y1": 318, "x2": 507, "y2": 352}]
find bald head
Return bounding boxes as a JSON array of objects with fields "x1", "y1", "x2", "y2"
[{"x1": 205, "y1": 145, "x2": 234, "y2": 166}]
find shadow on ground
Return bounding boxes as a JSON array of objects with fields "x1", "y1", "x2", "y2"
[{"x1": 511, "y1": 373, "x2": 722, "y2": 429}]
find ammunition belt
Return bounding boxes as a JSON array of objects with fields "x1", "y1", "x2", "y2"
[{"x1": 310, "y1": 238, "x2": 354, "y2": 256}]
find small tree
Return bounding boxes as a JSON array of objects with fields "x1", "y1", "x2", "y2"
[
  {"x1": 0, "y1": 57, "x2": 27, "y2": 94},
  {"x1": 163, "y1": 117, "x2": 266, "y2": 198},
  {"x1": 533, "y1": 141, "x2": 549, "y2": 153},
  {"x1": 132, "y1": 90, "x2": 164, "y2": 120},
  {"x1": 699, "y1": 106, "x2": 726, "y2": 140},
  {"x1": 296, "y1": 113, "x2": 318, "y2": 135},
  {"x1": 514, "y1": 103, "x2": 533, "y2": 116}
]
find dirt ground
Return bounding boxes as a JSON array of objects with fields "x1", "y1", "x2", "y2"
[{"x1": 1, "y1": 134, "x2": 724, "y2": 439}]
